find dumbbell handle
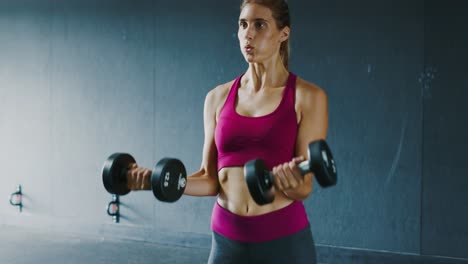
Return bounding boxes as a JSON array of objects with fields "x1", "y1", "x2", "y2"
[
  {"x1": 122, "y1": 165, "x2": 152, "y2": 190},
  {"x1": 124, "y1": 161, "x2": 187, "y2": 193},
  {"x1": 298, "y1": 160, "x2": 311, "y2": 175},
  {"x1": 264, "y1": 160, "x2": 311, "y2": 187}
]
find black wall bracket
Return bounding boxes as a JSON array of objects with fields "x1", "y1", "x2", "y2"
[
  {"x1": 107, "y1": 194, "x2": 120, "y2": 223},
  {"x1": 9, "y1": 185, "x2": 23, "y2": 212}
]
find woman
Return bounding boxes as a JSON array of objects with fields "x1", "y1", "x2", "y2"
[{"x1": 128, "y1": 1, "x2": 328, "y2": 263}]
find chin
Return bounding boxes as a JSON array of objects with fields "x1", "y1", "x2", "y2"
[{"x1": 244, "y1": 55, "x2": 258, "y2": 64}]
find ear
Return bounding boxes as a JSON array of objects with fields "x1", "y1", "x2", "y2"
[{"x1": 279, "y1": 26, "x2": 290, "y2": 43}]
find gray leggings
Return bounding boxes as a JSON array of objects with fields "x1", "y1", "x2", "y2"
[{"x1": 207, "y1": 224, "x2": 317, "y2": 264}]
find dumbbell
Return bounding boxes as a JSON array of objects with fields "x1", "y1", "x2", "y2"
[
  {"x1": 102, "y1": 153, "x2": 187, "y2": 202},
  {"x1": 244, "y1": 139, "x2": 337, "y2": 205}
]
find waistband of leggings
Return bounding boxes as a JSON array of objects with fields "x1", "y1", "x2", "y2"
[{"x1": 211, "y1": 200, "x2": 309, "y2": 243}]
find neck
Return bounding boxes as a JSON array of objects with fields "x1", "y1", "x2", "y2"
[{"x1": 244, "y1": 55, "x2": 289, "y2": 93}]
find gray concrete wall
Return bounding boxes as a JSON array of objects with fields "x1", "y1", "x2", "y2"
[{"x1": 0, "y1": 0, "x2": 467, "y2": 261}]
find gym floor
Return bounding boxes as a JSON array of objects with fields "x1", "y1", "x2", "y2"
[
  {"x1": 0, "y1": 226, "x2": 210, "y2": 264},
  {"x1": 2, "y1": 225, "x2": 467, "y2": 264}
]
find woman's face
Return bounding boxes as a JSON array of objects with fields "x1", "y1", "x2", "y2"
[{"x1": 238, "y1": 3, "x2": 289, "y2": 65}]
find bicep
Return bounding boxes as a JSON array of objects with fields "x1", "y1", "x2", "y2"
[
  {"x1": 295, "y1": 88, "x2": 328, "y2": 161},
  {"x1": 294, "y1": 88, "x2": 328, "y2": 190}
]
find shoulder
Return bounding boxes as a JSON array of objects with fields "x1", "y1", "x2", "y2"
[
  {"x1": 204, "y1": 79, "x2": 236, "y2": 114},
  {"x1": 295, "y1": 76, "x2": 328, "y2": 109},
  {"x1": 205, "y1": 79, "x2": 235, "y2": 105}
]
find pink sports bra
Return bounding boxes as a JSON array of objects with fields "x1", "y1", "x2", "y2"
[{"x1": 214, "y1": 72, "x2": 298, "y2": 171}]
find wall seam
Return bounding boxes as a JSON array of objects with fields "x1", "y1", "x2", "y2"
[
  {"x1": 420, "y1": 0, "x2": 426, "y2": 256},
  {"x1": 152, "y1": 1, "x2": 157, "y2": 230},
  {"x1": 48, "y1": 0, "x2": 56, "y2": 218}
]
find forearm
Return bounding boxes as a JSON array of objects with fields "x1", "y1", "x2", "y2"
[{"x1": 184, "y1": 169, "x2": 219, "y2": 196}]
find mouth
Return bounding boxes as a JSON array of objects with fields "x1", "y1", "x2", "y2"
[{"x1": 244, "y1": 45, "x2": 254, "y2": 53}]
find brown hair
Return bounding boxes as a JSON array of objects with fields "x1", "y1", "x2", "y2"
[{"x1": 240, "y1": 0, "x2": 291, "y2": 69}]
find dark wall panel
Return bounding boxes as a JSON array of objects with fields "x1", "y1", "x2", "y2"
[
  {"x1": 292, "y1": 0, "x2": 424, "y2": 253},
  {"x1": 422, "y1": 0, "x2": 468, "y2": 259}
]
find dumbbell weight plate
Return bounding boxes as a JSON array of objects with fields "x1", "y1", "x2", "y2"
[
  {"x1": 102, "y1": 153, "x2": 135, "y2": 195},
  {"x1": 151, "y1": 158, "x2": 187, "y2": 202},
  {"x1": 244, "y1": 159, "x2": 275, "y2": 206},
  {"x1": 308, "y1": 140, "x2": 337, "y2": 187}
]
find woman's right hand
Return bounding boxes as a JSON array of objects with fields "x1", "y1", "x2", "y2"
[{"x1": 127, "y1": 163, "x2": 152, "y2": 190}]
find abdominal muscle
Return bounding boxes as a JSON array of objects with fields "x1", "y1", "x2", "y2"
[{"x1": 217, "y1": 166, "x2": 294, "y2": 216}]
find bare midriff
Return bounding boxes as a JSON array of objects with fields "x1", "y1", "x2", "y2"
[{"x1": 217, "y1": 166, "x2": 294, "y2": 216}]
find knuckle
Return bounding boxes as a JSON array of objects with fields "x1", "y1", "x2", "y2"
[
  {"x1": 275, "y1": 170, "x2": 282, "y2": 178},
  {"x1": 275, "y1": 179, "x2": 282, "y2": 188},
  {"x1": 272, "y1": 167, "x2": 277, "y2": 175}
]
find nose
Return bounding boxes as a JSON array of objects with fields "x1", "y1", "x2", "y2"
[{"x1": 244, "y1": 24, "x2": 255, "y2": 40}]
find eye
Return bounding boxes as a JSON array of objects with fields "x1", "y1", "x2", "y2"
[
  {"x1": 239, "y1": 21, "x2": 247, "y2": 29},
  {"x1": 255, "y1": 21, "x2": 266, "y2": 30}
]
